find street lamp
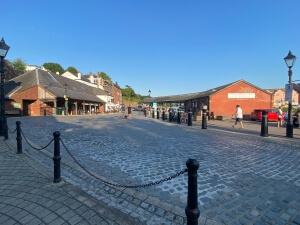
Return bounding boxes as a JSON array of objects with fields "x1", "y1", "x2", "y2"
[
  {"x1": 148, "y1": 89, "x2": 151, "y2": 97},
  {"x1": 0, "y1": 38, "x2": 10, "y2": 136},
  {"x1": 63, "y1": 82, "x2": 69, "y2": 116},
  {"x1": 284, "y1": 50, "x2": 296, "y2": 138}
]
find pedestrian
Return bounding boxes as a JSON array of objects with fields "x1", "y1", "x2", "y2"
[
  {"x1": 128, "y1": 105, "x2": 132, "y2": 119},
  {"x1": 277, "y1": 106, "x2": 283, "y2": 127},
  {"x1": 293, "y1": 109, "x2": 300, "y2": 128},
  {"x1": 232, "y1": 105, "x2": 244, "y2": 128}
]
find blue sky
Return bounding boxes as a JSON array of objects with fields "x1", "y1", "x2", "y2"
[{"x1": 2, "y1": 0, "x2": 300, "y2": 97}]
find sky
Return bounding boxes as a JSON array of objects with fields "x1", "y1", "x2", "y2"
[{"x1": 2, "y1": 0, "x2": 300, "y2": 97}]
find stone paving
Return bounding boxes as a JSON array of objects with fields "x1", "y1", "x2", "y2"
[
  {"x1": 0, "y1": 138, "x2": 145, "y2": 225},
  {"x1": 4, "y1": 113, "x2": 300, "y2": 225}
]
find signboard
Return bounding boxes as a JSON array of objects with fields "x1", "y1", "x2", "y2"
[
  {"x1": 285, "y1": 83, "x2": 293, "y2": 101},
  {"x1": 153, "y1": 102, "x2": 157, "y2": 112},
  {"x1": 13, "y1": 102, "x2": 21, "y2": 109},
  {"x1": 228, "y1": 93, "x2": 255, "y2": 99}
]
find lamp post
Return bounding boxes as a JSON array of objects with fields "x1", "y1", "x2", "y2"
[
  {"x1": 148, "y1": 89, "x2": 152, "y2": 110},
  {"x1": 63, "y1": 83, "x2": 68, "y2": 116},
  {"x1": 284, "y1": 51, "x2": 296, "y2": 138},
  {"x1": 0, "y1": 38, "x2": 10, "y2": 136}
]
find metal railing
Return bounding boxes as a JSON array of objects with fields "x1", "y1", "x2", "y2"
[{"x1": 5, "y1": 121, "x2": 200, "y2": 224}]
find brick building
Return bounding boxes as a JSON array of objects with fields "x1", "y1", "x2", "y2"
[
  {"x1": 143, "y1": 80, "x2": 272, "y2": 119},
  {"x1": 266, "y1": 84, "x2": 300, "y2": 107},
  {"x1": 4, "y1": 68, "x2": 106, "y2": 116}
]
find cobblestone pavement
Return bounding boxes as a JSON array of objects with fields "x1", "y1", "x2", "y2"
[
  {"x1": 4, "y1": 113, "x2": 300, "y2": 225},
  {"x1": 0, "y1": 138, "x2": 146, "y2": 225}
]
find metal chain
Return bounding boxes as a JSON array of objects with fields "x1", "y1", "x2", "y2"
[
  {"x1": 7, "y1": 125, "x2": 17, "y2": 133},
  {"x1": 60, "y1": 138, "x2": 188, "y2": 189},
  {"x1": 21, "y1": 129, "x2": 54, "y2": 151}
]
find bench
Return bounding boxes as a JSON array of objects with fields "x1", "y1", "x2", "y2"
[
  {"x1": 5, "y1": 110, "x2": 21, "y2": 117},
  {"x1": 216, "y1": 115, "x2": 232, "y2": 120}
]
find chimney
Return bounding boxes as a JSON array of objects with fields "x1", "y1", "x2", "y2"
[
  {"x1": 78, "y1": 72, "x2": 81, "y2": 79},
  {"x1": 89, "y1": 72, "x2": 94, "y2": 83}
]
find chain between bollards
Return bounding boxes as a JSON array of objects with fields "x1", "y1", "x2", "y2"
[
  {"x1": 53, "y1": 131, "x2": 61, "y2": 183},
  {"x1": 185, "y1": 158, "x2": 200, "y2": 225},
  {"x1": 16, "y1": 121, "x2": 22, "y2": 154}
]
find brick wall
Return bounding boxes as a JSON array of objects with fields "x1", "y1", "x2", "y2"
[
  {"x1": 113, "y1": 85, "x2": 122, "y2": 105},
  {"x1": 210, "y1": 81, "x2": 272, "y2": 118}
]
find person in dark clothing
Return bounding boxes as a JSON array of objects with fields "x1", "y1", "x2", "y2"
[{"x1": 128, "y1": 105, "x2": 132, "y2": 119}]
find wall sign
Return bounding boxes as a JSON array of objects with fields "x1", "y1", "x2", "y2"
[
  {"x1": 228, "y1": 93, "x2": 255, "y2": 99},
  {"x1": 13, "y1": 102, "x2": 21, "y2": 108}
]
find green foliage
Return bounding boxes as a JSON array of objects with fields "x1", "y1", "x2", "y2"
[
  {"x1": 11, "y1": 58, "x2": 26, "y2": 75},
  {"x1": 122, "y1": 85, "x2": 139, "y2": 102},
  {"x1": 282, "y1": 106, "x2": 299, "y2": 113},
  {"x1": 43, "y1": 62, "x2": 64, "y2": 74},
  {"x1": 114, "y1": 81, "x2": 120, "y2": 89},
  {"x1": 98, "y1": 71, "x2": 112, "y2": 82},
  {"x1": 66, "y1": 66, "x2": 78, "y2": 75}
]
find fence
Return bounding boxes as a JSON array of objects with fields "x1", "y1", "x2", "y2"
[{"x1": 5, "y1": 121, "x2": 200, "y2": 224}]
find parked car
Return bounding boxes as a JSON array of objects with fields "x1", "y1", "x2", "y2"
[{"x1": 250, "y1": 109, "x2": 283, "y2": 121}]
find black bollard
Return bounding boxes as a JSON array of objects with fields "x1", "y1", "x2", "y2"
[
  {"x1": 202, "y1": 109, "x2": 207, "y2": 129},
  {"x1": 16, "y1": 121, "x2": 22, "y2": 154},
  {"x1": 152, "y1": 110, "x2": 154, "y2": 118},
  {"x1": 177, "y1": 109, "x2": 181, "y2": 124},
  {"x1": 260, "y1": 110, "x2": 268, "y2": 137},
  {"x1": 188, "y1": 109, "x2": 192, "y2": 126},
  {"x1": 169, "y1": 111, "x2": 172, "y2": 122},
  {"x1": 53, "y1": 131, "x2": 61, "y2": 183},
  {"x1": 162, "y1": 110, "x2": 165, "y2": 121},
  {"x1": 144, "y1": 108, "x2": 147, "y2": 117},
  {"x1": 157, "y1": 110, "x2": 160, "y2": 119},
  {"x1": 44, "y1": 109, "x2": 46, "y2": 116},
  {"x1": 4, "y1": 116, "x2": 8, "y2": 140},
  {"x1": 185, "y1": 158, "x2": 200, "y2": 225}
]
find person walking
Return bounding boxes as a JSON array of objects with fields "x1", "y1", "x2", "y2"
[
  {"x1": 232, "y1": 105, "x2": 244, "y2": 128},
  {"x1": 128, "y1": 105, "x2": 132, "y2": 119}
]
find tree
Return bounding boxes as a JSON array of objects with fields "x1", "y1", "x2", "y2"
[
  {"x1": 11, "y1": 58, "x2": 26, "y2": 75},
  {"x1": 66, "y1": 66, "x2": 78, "y2": 75},
  {"x1": 122, "y1": 85, "x2": 139, "y2": 102},
  {"x1": 43, "y1": 62, "x2": 64, "y2": 74},
  {"x1": 97, "y1": 72, "x2": 112, "y2": 82},
  {"x1": 4, "y1": 59, "x2": 19, "y2": 81},
  {"x1": 114, "y1": 81, "x2": 120, "y2": 89}
]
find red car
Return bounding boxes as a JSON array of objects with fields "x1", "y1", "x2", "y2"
[{"x1": 250, "y1": 109, "x2": 283, "y2": 121}]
